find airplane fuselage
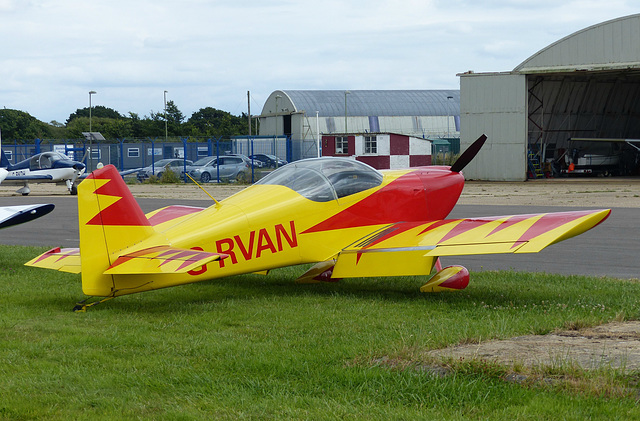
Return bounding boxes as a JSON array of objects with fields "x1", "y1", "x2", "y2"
[
  {"x1": 1, "y1": 150, "x2": 86, "y2": 194},
  {"x1": 5, "y1": 167, "x2": 79, "y2": 182},
  {"x1": 100, "y1": 166, "x2": 465, "y2": 296},
  {"x1": 26, "y1": 137, "x2": 612, "y2": 306}
]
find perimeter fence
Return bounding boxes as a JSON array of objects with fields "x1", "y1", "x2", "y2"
[{"x1": 2, "y1": 135, "x2": 293, "y2": 184}]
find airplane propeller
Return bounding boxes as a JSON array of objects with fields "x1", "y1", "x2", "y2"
[
  {"x1": 68, "y1": 163, "x2": 86, "y2": 194},
  {"x1": 450, "y1": 134, "x2": 487, "y2": 173}
]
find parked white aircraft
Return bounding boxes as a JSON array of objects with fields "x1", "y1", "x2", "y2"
[{"x1": 0, "y1": 130, "x2": 86, "y2": 195}]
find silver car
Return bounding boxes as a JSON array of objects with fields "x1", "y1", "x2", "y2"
[
  {"x1": 188, "y1": 155, "x2": 250, "y2": 183},
  {"x1": 137, "y1": 158, "x2": 192, "y2": 181}
]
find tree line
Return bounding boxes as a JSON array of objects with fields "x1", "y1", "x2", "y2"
[{"x1": 0, "y1": 102, "x2": 252, "y2": 142}]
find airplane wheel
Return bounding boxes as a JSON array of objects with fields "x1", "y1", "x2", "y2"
[
  {"x1": 70, "y1": 185, "x2": 78, "y2": 195},
  {"x1": 201, "y1": 172, "x2": 211, "y2": 183},
  {"x1": 21, "y1": 192, "x2": 29, "y2": 196}
]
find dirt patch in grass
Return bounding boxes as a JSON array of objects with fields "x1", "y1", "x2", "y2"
[{"x1": 427, "y1": 321, "x2": 640, "y2": 371}]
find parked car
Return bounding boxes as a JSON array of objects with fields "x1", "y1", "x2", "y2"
[
  {"x1": 182, "y1": 156, "x2": 216, "y2": 176},
  {"x1": 229, "y1": 153, "x2": 264, "y2": 168},
  {"x1": 137, "y1": 158, "x2": 192, "y2": 181},
  {"x1": 188, "y1": 155, "x2": 250, "y2": 183},
  {"x1": 249, "y1": 153, "x2": 287, "y2": 168}
]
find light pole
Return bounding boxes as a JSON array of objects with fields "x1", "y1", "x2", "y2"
[
  {"x1": 316, "y1": 110, "x2": 320, "y2": 157},
  {"x1": 447, "y1": 95, "x2": 453, "y2": 138},
  {"x1": 275, "y1": 94, "x2": 281, "y2": 167},
  {"x1": 88, "y1": 90, "x2": 96, "y2": 171},
  {"x1": 164, "y1": 90, "x2": 168, "y2": 142},
  {"x1": 274, "y1": 94, "x2": 281, "y2": 134},
  {"x1": 344, "y1": 90, "x2": 350, "y2": 134}
]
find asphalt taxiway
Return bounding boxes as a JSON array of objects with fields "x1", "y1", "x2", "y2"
[{"x1": 0, "y1": 195, "x2": 637, "y2": 280}]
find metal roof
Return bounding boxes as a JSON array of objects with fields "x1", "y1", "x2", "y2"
[
  {"x1": 514, "y1": 14, "x2": 640, "y2": 73},
  {"x1": 270, "y1": 90, "x2": 459, "y2": 117}
]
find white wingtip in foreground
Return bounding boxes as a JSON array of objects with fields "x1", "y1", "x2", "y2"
[{"x1": 0, "y1": 203, "x2": 55, "y2": 229}]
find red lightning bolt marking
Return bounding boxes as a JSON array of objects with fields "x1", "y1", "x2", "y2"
[{"x1": 85, "y1": 166, "x2": 151, "y2": 226}]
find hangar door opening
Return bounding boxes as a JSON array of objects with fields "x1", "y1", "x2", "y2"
[{"x1": 526, "y1": 71, "x2": 640, "y2": 177}]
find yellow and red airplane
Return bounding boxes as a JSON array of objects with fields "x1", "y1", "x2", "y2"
[{"x1": 26, "y1": 135, "x2": 610, "y2": 311}]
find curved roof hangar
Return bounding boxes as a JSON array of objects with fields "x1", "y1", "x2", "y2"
[{"x1": 261, "y1": 90, "x2": 460, "y2": 117}]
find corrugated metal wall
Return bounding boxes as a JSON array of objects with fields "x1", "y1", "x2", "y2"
[{"x1": 460, "y1": 73, "x2": 528, "y2": 181}]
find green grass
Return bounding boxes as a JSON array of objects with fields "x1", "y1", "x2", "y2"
[{"x1": 2, "y1": 245, "x2": 640, "y2": 419}]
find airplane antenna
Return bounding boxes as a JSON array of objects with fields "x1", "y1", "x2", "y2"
[
  {"x1": 450, "y1": 134, "x2": 487, "y2": 173},
  {"x1": 185, "y1": 173, "x2": 221, "y2": 206}
]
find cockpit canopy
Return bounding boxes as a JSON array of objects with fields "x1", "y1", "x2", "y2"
[
  {"x1": 29, "y1": 152, "x2": 72, "y2": 170},
  {"x1": 256, "y1": 157, "x2": 383, "y2": 202}
]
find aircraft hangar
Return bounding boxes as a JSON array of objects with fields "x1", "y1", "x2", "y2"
[
  {"x1": 258, "y1": 90, "x2": 460, "y2": 160},
  {"x1": 460, "y1": 13, "x2": 640, "y2": 181}
]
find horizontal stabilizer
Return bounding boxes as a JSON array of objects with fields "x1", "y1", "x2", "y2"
[
  {"x1": 25, "y1": 247, "x2": 81, "y2": 273},
  {"x1": 146, "y1": 205, "x2": 205, "y2": 227},
  {"x1": 104, "y1": 245, "x2": 227, "y2": 275}
]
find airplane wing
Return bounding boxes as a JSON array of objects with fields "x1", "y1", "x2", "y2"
[
  {"x1": 78, "y1": 167, "x2": 142, "y2": 180},
  {"x1": 332, "y1": 209, "x2": 610, "y2": 278},
  {"x1": 5, "y1": 174, "x2": 53, "y2": 180},
  {"x1": 118, "y1": 167, "x2": 143, "y2": 176},
  {"x1": 0, "y1": 203, "x2": 55, "y2": 229}
]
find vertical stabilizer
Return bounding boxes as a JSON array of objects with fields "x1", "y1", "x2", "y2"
[
  {"x1": 78, "y1": 164, "x2": 155, "y2": 296},
  {"x1": 0, "y1": 129, "x2": 14, "y2": 171}
]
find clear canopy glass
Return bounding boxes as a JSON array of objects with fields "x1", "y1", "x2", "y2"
[{"x1": 256, "y1": 157, "x2": 383, "y2": 202}]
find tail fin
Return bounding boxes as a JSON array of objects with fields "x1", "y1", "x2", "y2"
[
  {"x1": 0, "y1": 150, "x2": 13, "y2": 170},
  {"x1": 0, "y1": 128, "x2": 10, "y2": 170},
  {"x1": 78, "y1": 164, "x2": 155, "y2": 296}
]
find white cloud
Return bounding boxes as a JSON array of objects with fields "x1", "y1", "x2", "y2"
[{"x1": 0, "y1": 0, "x2": 637, "y2": 123}]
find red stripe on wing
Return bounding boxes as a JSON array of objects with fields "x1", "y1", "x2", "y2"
[{"x1": 148, "y1": 205, "x2": 204, "y2": 226}]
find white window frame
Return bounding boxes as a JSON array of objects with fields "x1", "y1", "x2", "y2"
[
  {"x1": 335, "y1": 136, "x2": 349, "y2": 154},
  {"x1": 364, "y1": 135, "x2": 377, "y2": 154},
  {"x1": 127, "y1": 148, "x2": 140, "y2": 158}
]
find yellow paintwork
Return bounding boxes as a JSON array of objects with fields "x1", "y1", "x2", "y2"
[
  {"x1": 336, "y1": 210, "x2": 611, "y2": 258},
  {"x1": 333, "y1": 249, "x2": 437, "y2": 278},
  {"x1": 26, "y1": 247, "x2": 81, "y2": 273},
  {"x1": 25, "y1": 162, "x2": 611, "y2": 300},
  {"x1": 103, "y1": 246, "x2": 224, "y2": 275}
]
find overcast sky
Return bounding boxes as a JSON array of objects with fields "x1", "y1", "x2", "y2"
[{"x1": 1, "y1": 0, "x2": 637, "y2": 124}]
